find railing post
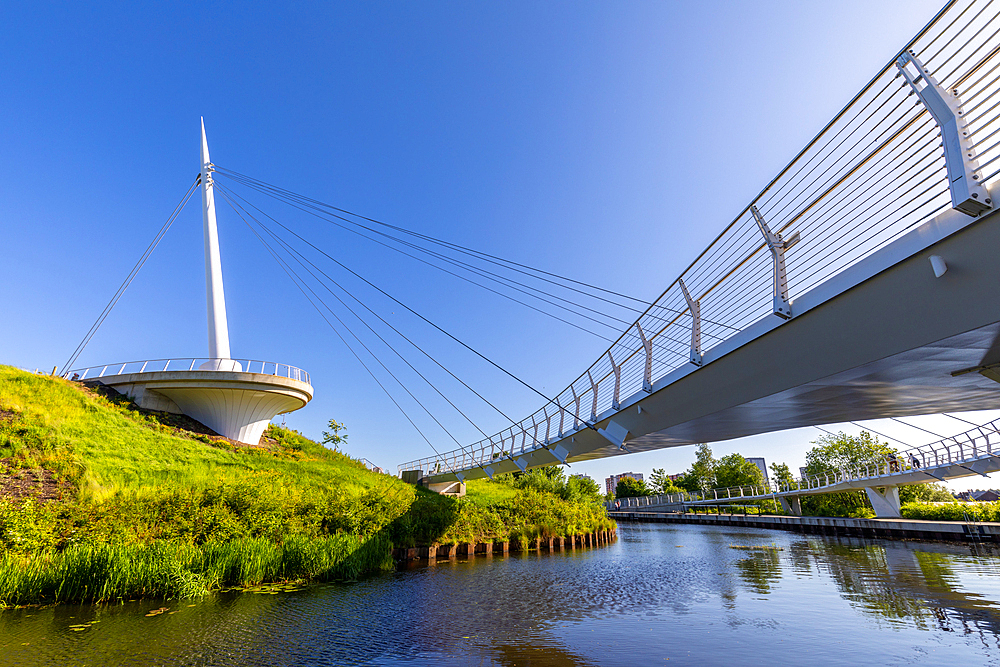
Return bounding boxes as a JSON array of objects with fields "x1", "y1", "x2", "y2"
[
  {"x1": 635, "y1": 323, "x2": 654, "y2": 392},
  {"x1": 556, "y1": 397, "x2": 565, "y2": 437},
  {"x1": 678, "y1": 278, "x2": 703, "y2": 366},
  {"x1": 570, "y1": 385, "x2": 581, "y2": 430},
  {"x1": 607, "y1": 351, "x2": 621, "y2": 411},
  {"x1": 587, "y1": 370, "x2": 599, "y2": 422},
  {"x1": 896, "y1": 51, "x2": 992, "y2": 217},
  {"x1": 751, "y1": 205, "x2": 798, "y2": 320}
]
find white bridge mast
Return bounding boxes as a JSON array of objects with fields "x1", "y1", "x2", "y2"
[{"x1": 200, "y1": 118, "x2": 232, "y2": 363}]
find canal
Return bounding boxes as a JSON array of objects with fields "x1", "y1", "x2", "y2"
[{"x1": 3, "y1": 522, "x2": 1000, "y2": 665}]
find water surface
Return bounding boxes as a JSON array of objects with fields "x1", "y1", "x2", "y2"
[{"x1": 3, "y1": 523, "x2": 1000, "y2": 665}]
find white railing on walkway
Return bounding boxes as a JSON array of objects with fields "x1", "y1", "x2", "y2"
[
  {"x1": 402, "y1": 0, "x2": 1000, "y2": 479},
  {"x1": 604, "y1": 419, "x2": 1000, "y2": 509},
  {"x1": 63, "y1": 358, "x2": 311, "y2": 385}
]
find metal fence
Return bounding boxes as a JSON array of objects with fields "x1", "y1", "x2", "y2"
[
  {"x1": 401, "y1": 0, "x2": 1000, "y2": 478},
  {"x1": 63, "y1": 358, "x2": 311, "y2": 385},
  {"x1": 606, "y1": 419, "x2": 1000, "y2": 508}
]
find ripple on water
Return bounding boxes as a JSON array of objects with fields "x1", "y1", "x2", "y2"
[{"x1": 3, "y1": 525, "x2": 1000, "y2": 665}]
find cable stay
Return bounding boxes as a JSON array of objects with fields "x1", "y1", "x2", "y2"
[
  {"x1": 214, "y1": 168, "x2": 738, "y2": 343},
  {"x1": 220, "y1": 190, "x2": 497, "y2": 451},
  {"x1": 214, "y1": 181, "x2": 622, "y2": 343},
  {"x1": 849, "y1": 421, "x2": 912, "y2": 448},
  {"x1": 62, "y1": 176, "x2": 201, "y2": 374},
  {"x1": 221, "y1": 189, "x2": 532, "y2": 472},
  {"x1": 217, "y1": 170, "x2": 642, "y2": 323},
  {"x1": 228, "y1": 199, "x2": 451, "y2": 458},
  {"x1": 210, "y1": 183, "x2": 585, "y2": 431},
  {"x1": 213, "y1": 166, "x2": 651, "y2": 310},
  {"x1": 890, "y1": 417, "x2": 945, "y2": 439},
  {"x1": 217, "y1": 187, "x2": 525, "y2": 432}
]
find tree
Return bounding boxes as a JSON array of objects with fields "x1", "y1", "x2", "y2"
[
  {"x1": 899, "y1": 482, "x2": 953, "y2": 504},
  {"x1": 714, "y1": 454, "x2": 766, "y2": 489},
  {"x1": 801, "y1": 431, "x2": 894, "y2": 517},
  {"x1": 770, "y1": 462, "x2": 797, "y2": 490},
  {"x1": 650, "y1": 468, "x2": 669, "y2": 493},
  {"x1": 676, "y1": 444, "x2": 716, "y2": 492},
  {"x1": 650, "y1": 468, "x2": 686, "y2": 495},
  {"x1": 566, "y1": 475, "x2": 602, "y2": 503},
  {"x1": 805, "y1": 430, "x2": 893, "y2": 473},
  {"x1": 322, "y1": 419, "x2": 348, "y2": 452},
  {"x1": 616, "y1": 476, "x2": 652, "y2": 498}
]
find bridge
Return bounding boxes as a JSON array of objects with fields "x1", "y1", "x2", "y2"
[
  {"x1": 610, "y1": 419, "x2": 1000, "y2": 518},
  {"x1": 400, "y1": 0, "x2": 1000, "y2": 486}
]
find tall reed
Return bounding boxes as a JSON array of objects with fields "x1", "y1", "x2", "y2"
[{"x1": 0, "y1": 534, "x2": 394, "y2": 606}]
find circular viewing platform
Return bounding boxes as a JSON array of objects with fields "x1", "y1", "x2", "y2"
[{"x1": 64, "y1": 358, "x2": 313, "y2": 445}]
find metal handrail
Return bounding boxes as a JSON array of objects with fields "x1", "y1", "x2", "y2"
[
  {"x1": 401, "y1": 0, "x2": 1000, "y2": 478},
  {"x1": 63, "y1": 358, "x2": 311, "y2": 385},
  {"x1": 603, "y1": 419, "x2": 1000, "y2": 508}
]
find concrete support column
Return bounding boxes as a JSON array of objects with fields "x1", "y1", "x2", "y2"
[
  {"x1": 865, "y1": 486, "x2": 902, "y2": 518},
  {"x1": 780, "y1": 496, "x2": 803, "y2": 516}
]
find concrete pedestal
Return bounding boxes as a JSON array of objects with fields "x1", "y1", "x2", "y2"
[{"x1": 95, "y1": 369, "x2": 312, "y2": 445}]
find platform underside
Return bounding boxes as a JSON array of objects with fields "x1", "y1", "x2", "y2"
[{"x1": 96, "y1": 370, "x2": 313, "y2": 445}]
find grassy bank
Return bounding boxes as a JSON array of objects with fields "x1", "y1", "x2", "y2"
[
  {"x1": 901, "y1": 501, "x2": 1000, "y2": 521},
  {"x1": 0, "y1": 366, "x2": 611, "y2": 605}
]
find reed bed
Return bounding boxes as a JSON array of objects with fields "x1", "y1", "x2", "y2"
[{"x1": 0, "y1": 534, "x2": 393, "y2": 606}]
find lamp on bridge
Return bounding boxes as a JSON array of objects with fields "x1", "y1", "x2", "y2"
[{"x1": 67, "y1": 120, "x2": 313, "y2": 445}]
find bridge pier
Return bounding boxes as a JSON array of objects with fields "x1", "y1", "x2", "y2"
[
  {"x1": 864, "y1": 487, "x2": 902, "y2": 519},
  {"x1": 779, "y1": 496, "x2": 802, "y2": 516}
]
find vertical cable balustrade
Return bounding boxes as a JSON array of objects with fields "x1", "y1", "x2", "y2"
[{"x1": 400, "y1": 0, "x2": 1000, "y2": 479}]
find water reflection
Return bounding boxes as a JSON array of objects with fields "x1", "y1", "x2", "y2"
[
  {"x1": 2, "y1": 526, "x2": 1000, "y2": 665},
  {"x1": 781, "y1": 538, "x2": 1000, "y2": 638}
]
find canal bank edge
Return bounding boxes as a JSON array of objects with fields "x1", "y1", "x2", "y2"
[
  {"x1": 391, "y1": 528, "x2": 617, "y2": 562},
  {"x1": 611, "y1": 511, "x2": 999, "y2": 543}
]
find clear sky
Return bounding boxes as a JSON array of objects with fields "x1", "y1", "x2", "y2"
[{"x1": 3, "y1": 0, "x2": 995, "y2": 491}]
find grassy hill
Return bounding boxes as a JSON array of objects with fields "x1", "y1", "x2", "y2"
[{"x1": 0, "y1": 366, "x2": 611, "y2": 605}]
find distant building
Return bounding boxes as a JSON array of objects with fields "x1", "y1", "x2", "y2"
[
  {"x1": 668, "y1": 473, "x2": 684, "y2": 482},
  {"x1": 570, "y1": 474, "x2": 594, "y2": 483},
  {"x1": 955, "y1": 490, "x2": 1000, "y2": 502},
  {"x1": 606, "y1": 472, "x2": 644, "y2": 496},
  {"x1": 746, "y1": 457, "x2": 767, "y2": 481},
  {"x1": 799, "y1": 467, "x2": 808, "y2": 480}
]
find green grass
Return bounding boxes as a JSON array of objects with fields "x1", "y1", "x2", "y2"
[
  {"x1": 0, "y1": 365, "x2": 612, "y2": 605},
  {"x1": 464, "y1": 478, "x2": 519, "y2": 506},
  {"x1": 0, "y1": 366, "x2": 394, "y2": 501},
  {"x1": 0, "y1": 534, "x2": 394, "y2": 605}
]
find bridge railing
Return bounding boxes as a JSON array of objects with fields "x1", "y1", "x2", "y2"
[
  {"x1": 604, "y1": 420, "x2": 1000, "y2": 509},
  {"x1": 401, "y1": 0, "x2": 1000, "y2": 478},
  {"x1": 63, "y1": 358, "x2": 311, "y2": 385},
  {"x1": 778, "y1": 418, "x2": 1000, "y2": 494}
]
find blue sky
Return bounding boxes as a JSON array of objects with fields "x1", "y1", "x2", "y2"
[{"x1": 5, "y1": 0, "x2": 994, "y2": 490}]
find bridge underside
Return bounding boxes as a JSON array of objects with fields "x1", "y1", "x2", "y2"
[
  {"x1": 595, "y1": 321, "x2": 1000, "y2": 459},
  {"x1": 428, "y1": 196, "x2": 1000, "y2": 483}
]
